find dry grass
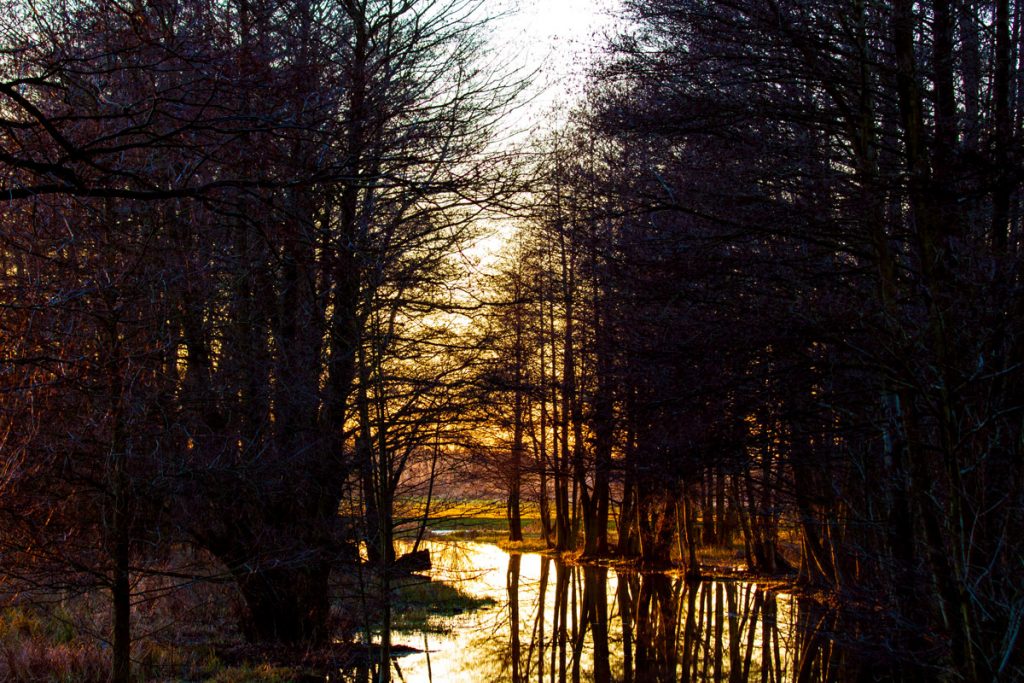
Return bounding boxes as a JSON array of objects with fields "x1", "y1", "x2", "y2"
[
  {"x1": 0, "y1": 606, "x2": 110, "y2": 682},
  {"x1": 497, "y1": 538, "x2": 551, "y2": 553},
  {"x1": 695, "y1": 543, "x2": 748, "y2": 569},
  {"x1": 206, "y1": 662, "x2": 296, "y2": 683},
  {"x1": 0, "y1": 564, "x2": 302, "y2": 682},
  {"x1": 0, "y1": 638, "x2": 109, "y2": 682},
  {"x1": 0, "y1": 605, "x2": 301, "y2": 682}
]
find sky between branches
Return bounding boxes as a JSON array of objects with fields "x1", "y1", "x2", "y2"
[
  {"x1": 490, "y1": 0, "x2": 622, "y2": 132},
  {"x1": 455, "y1": 1, "x2": 623, "y2": 271}
]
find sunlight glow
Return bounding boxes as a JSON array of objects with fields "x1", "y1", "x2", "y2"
[{"x1": 489, "y1": 0, "x2": 622, "y2": 130}]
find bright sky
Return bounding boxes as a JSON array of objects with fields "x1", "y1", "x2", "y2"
[
  {"x1": 487, "y1": 0, "x2": 622, "y2": 133},
  {"x1": 456, "y1": 1, "x2": 624, "y2": 275}
]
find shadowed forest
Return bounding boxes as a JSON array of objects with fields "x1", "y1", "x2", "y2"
[{"x1": 0, "y1": 0, "x2": 1021, "y2": 681}]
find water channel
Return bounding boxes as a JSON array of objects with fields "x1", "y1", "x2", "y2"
[{"x1": 342, "y1": 541, "x2": 890, "y2": 683}]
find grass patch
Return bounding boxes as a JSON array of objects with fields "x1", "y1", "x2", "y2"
[
  {"x1": 427, "y1": 499, "x2": 542, "y2": 522},
  {"x1": 208, "y1": 662, "x2": 297, "y2": 683},
  {"x1": 423, "y1": 516, "x2": 549, "y2": 537},
  {"x1": 695, "y1": 543, "x2": 747, "y2": 567},
  {"x1": 426, "y1": 516, "x2": 506, "y2": 531},
  {"x1": 498, "y1": 538, "x2": 551, "y2": 553},
  {"x1": 0, "y1": 606, "x2": 76, "y2": 645}
]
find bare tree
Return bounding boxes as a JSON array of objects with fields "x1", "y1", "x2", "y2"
[{"x1": 0, "y1": 0, "x2": 524, "y2": 666}]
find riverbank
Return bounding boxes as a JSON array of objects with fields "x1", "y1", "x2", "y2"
[
  {"x1": 420, "y1": 523, "x2": 791, "y2": 585},
  {"x1": 0, "y1": 536, "x2": 921, "y2": 682}
]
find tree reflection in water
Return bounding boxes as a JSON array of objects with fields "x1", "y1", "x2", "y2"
[
  {"x1": 499, "y1": 556, "x2": 872, "y2": 683},
  {"x1": 343, "y1": 543, "x2": 898, "y2": 682}
]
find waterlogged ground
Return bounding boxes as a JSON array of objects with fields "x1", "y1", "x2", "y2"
[{"x1": 347, "y1": 541, "x2": 875, "y2": 683}]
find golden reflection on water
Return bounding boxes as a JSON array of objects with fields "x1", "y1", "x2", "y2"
[{"x1": 355, "y1": 540, "x2": 839, "y2": 683}]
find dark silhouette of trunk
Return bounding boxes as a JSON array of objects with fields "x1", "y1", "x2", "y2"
[
  {"x1": 585, "y1": 228, "x2": 613, "y2": 558},
  {"x1": 713, "y1": 583, "x2": 724, "y2": 682},
  {"x1": 536, "y1": 295, "x2": 554, "y2": 548},
  {"x1": 548, "y1": 284, "x2": 571, "y2": 551},
  {"x1": 110, "y1": 442, "x2": 131, "y2": 683},
  {"x1": 679, "y1": 581, "x2": 697, "y2": 681},
  {"x1": 507, "y1": 554, "x2": 522, "y2": 683},
  {"x1": 508, "y1": 304, "x2": 525, "y2": 542},
  {"x1": 678, "y1": 495, "x2": 701, "y2": 579},
  {"x1": 618, "y1": 392, "x2": 640, "y2": 557},
  {"x1": 104, "y1": 311, "x2": 132, "y2": 683},
  {"x1": 536, "y1": 558, "x2": 550, "y2": 681},
  {"x1": 992, "y1": 0, "x2": 1012, "y2": 254},
  {"x1": 111, "y1": 538, "x2": 130, "y2": 683},
  {"x1": 357, "y1": 357, "x2": 386, "y2": 566},
  {"x1": 618, "y1": 576, "x2": 635, "y2": 683},
  {"x1": 637, "y1": 495, "x2": 675, "y2": 567},
  {"x1": 586, "y1": 345, "x2": 612, "y2": 558},
  {"x1": 714, "y1": 466, "x2": 730, "y2": 546},
  {"x1": 893, "y1": 3, "x2": 985, "y2": 674},
  {"x1": 553, "y1": 562, "x2": 569, "y2": 683},
  {"x1": 727, "y1": 584, "x2": 742, "y2": 683},
  {"x1": 235, "y1": 564, "x2": 331, "y2": 644}
]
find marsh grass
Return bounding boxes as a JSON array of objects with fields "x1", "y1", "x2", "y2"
[
  {"x1": 497, "y1": 537, "x2": 550, "y2": 553},
  {"x1": 206, "y1": 662, "x2": 296, "y2": 682},
  {"x1": 695, "y1": 543, "x2": 748, "y2": 568},
  {"x1": 0, "y1": 606, "x2": 108, "y2": 682},
  {"x1": 0, "y1": 575, "x2": 305, "y2": 682}
]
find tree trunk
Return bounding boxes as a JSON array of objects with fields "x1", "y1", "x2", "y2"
[
  {"x1": 507, "y1": 554, "x2": 522, "y2": 683},
  {"x1": 111, "y1": 504, "x2": 131, "y2": 683},
  {"x1": 235, "y1": 564, "x2": 331, "y2": 644},
  {"x1": 508, "y1": 341, "x2": 525, "y2": 542},
  {"x1": 536, "y1": 298, "x2": 554, "y2": 549}
]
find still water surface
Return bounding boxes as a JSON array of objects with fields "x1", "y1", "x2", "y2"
[{"x1": 355, "y1": 541, "x2": 872, "y2": 683}]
